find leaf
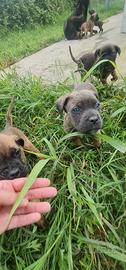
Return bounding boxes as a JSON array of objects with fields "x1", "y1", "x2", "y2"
[
  {"x1": 25, "y1": 222, "x2": 68, "y2": 270},
  {"x1": 24, "y1": 149, "x2": 53, "y2": 159},
  {"x1": 111, "y1": 107, "x2": 126, "y2": 118},
  {"x1": 67, "y1": 165, "x2": 77, "y2": 198},
  {"x1": 68, "y1": 222, "x2": 73, "y2": 270},
  {"x1": 81, "y1": 186, "x2": 104, "y2": 230},
  {"x1": 8, "y1": 159, "x2": 50, "y2": 222},
  {"x1": 97, "y1": 134, "x2": 126, "y2": 153},
  {"x1": 58, "y1": 132, "x2": 82, "y2": 145},
  {"x1": 73, "y1": 235, "x2": 126, "y2": 262},
  {"x1": 102, "y1": 217, "x2": 122, "y2": 246},
  {"x1": 82, "y1": 59, "x2": 109, "y2": 81},
  {"x1": 42, "y1": 138, "x2": 57, "y2": 159}
]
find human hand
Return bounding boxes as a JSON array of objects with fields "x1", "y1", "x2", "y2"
[{"x1": 0, "y1": 178, "x2": 57, "y2": 234}]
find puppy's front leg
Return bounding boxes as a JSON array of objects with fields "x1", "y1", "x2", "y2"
[
  {"x1": 93, "y1": 130, "x2": 101, "y2": 148},
  {"x1": 72, "y1": 136, "x2": 83, "y2": 147}
]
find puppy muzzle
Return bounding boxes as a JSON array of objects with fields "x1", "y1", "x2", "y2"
[
  {"x1": 77, "y1": 110, "x2": 102, "y2": 134},
  {"x1": 0, "y1": 159, "x2": 28, "y2": 180}
]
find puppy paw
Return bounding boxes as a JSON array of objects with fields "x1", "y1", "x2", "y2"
[
  {"x1": 37, "y1": 216, "x2": 45, "y2": 227},
  {"x1": 111, "y1": 76, "x2": 118, "y2": 81}
]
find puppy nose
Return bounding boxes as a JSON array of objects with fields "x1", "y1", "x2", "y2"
[
  {"x1": 89, "y1": 116, "x2": 98, "y2": 124},
  {"x1": 9, "y1": 168, "x2": 20, "y2": 179}
]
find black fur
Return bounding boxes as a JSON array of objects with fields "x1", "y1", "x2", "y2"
[{"x1": 64, "y1": 0, "x2": 90, "y2": 40}]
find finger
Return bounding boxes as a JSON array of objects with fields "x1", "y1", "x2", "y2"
[
  {"x1": 12, "y1": 178, "x2": 51, "y2": 192},
  {"x1": 15, "y1": 202, "x2": 51, "y2": 215},
  {"x1": 26, "y1": 187, "x2": 57, "y2": 200},
  {"x1": 0, "y1": 191, "x2": 28, "y2": 206},
  {"x1": 7, "y1": 213, "x2": 41, "y2": 230}
]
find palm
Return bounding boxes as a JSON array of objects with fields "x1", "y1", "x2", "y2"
[{"x1": 0, "y1": 178, "x2": 57, "y2": 234}]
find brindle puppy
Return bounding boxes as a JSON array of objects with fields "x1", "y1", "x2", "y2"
[
  {"x1": 69, "y1": 44, "x2": 121, "y2": 84},
  {"x1": 56, "y1": 81, "x2": 102, "y2": 147}
]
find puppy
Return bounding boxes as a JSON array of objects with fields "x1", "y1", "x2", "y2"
[
  {"x1": 64, "y1": 15, "x2": 84, "y2": 40},
  {"x1": 89, "y1": 9, "x2": 103, "y2": 33},
  {"x1": 56, "y1": 81, "x2": 102, "y2": 148},
  {"x1": 69, "y1": 44, "x2": 121, "y2": 84},
  {"x1": 64, "y1": 0, "x2": 89, "y2": 40},
  {"x1": 80, "y1": 13, "x2": 95, "y2": 38},
  {"x1": 0, "y1": 99, "x2": 41, "y2": 180}
]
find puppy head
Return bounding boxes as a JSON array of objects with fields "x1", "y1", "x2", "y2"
[
  {"x1": 56, "y1": 88, "x2": 102, "y2": 134},
  {"x1": 0, "y1": 134, "x2": 27, "y2": 180},
  {"x1": 89, "y1": 9, "x2": 95, "y2": 15},
  {"x1": 95, "y1": 44, "x2": 121, "y2": 61}
]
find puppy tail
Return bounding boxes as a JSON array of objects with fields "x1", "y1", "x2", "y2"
[
  {"x1": 5, "y1": 96, "x2": 15, "y2": 128},
  {"x1": 69, "y1": 46, "x2": 79, "y2": 64}
]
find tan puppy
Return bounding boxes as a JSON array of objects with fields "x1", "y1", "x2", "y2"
[
  {"x1": 56, "y1": 81, "x2": 102, "y2": 148},
  {"x1": 80, "y1": 14, "x2": 95, "y2": 38},
  {"x1": 0, "y1": 99, "x2": 41, "y2": 180}
]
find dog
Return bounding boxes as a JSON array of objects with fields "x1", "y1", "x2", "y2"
[
  {"x1": 69, "y1": 44, "x2": 121, "y2": 84},
  {"x1": 89, "y1": 9, "x2": 103, "y2": 33},
  {"x1": 0, "y1": 98, "x2": 41, "y2": 180},
  {"x1": 64, "y1": 0, "x2": 89, "y2": 40},
  {"x1": 80, "y1": 13, "x2": 96, "y2": 38},
  {"x1": 56, "y1": 81, "x2": 102, "y2": 148}
]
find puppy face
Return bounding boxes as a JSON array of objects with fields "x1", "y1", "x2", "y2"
[
  {"x1": 56, "y1": 90, "x2": 102, "y2": 134},
  {"x1": 0, "y1": 134, "x2": 27, "y2": 180},
  {"x1": 95, "y1": 44, "x2": 121, "y2": 62}
]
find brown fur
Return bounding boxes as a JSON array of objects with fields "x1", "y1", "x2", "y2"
[
  {"x1": 0, "y1": 98, "x2": 41, "y2": 180},
  {"x1": 80, "y1": 14, "x2": 95, "y2": 37},
  {"x1": 0, "y1": 99, "x2": 44, "y2": 225}
]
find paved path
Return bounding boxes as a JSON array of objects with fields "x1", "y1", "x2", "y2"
[{"x1": 4, "y1": 13, "x2": 126, "y2": 84}]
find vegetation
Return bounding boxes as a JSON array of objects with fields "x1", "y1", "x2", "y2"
[
  {"x1": 0, "y1": 0, "x2": 124, "y2": 69},
  {"x1": 0, "y1": 72, "x2": 126, "y2": 269},
  {"x1": 0, "y1": 0, "x2": 72, "y2": 30}
]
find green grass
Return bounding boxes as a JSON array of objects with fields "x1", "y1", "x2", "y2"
[
  {"x1": 0, "y1": 72, "x2": 126, "y2": 269},
  {"x1": 0, "y1": 0, "x2": 124, "y2": 70},
  {"x1": 90, "y1": 0, "x2": 124, "y2": 18}
]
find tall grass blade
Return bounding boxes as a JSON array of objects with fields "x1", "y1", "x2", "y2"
[
  {"x1": 97, "y1": 134, "x2": 126, "y2": 153},
  {"x1": 73, "y1": 236, "x2": 126, "y2": 262},
  {"x1": 42, "y1": 138, "x2": 57, "y2": 159},
  {"x1": 58, "y1": 132, "x2": 82, "y2": 145},
  {"x1": 8, "y1": 159, "x2": 50, "y2": 222},
  {"x1": 68, "y1": 221, "x2": 73, "y2": 270},
  {"x1": 81, "y1": 186, "x2": 104, "y2": 231},
  {"x1": 111, "y1": 107, "x2": 126, "y2": 118},
  {"x1": 25, "y1": 222, "x2": 68, "y2": 270}
]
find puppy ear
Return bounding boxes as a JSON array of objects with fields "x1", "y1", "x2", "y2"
[
  {"x1": 56, "y1": 94, "x2": 70, "y2": 113},
  {"x1": 95, "y1": 48, "x2": 101, "y2": 59},
  {"x1": 115, "y1": 45, "x2": 121, "y2": 55}
]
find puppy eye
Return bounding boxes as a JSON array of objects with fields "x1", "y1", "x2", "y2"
[
  {"x1": 72, "y1": 106, "x2": 81, "y2": 113},
  {"x1": 95, "y1": 102, "x2": 100, "y2": 110}
]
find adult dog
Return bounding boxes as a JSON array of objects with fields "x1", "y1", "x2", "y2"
[{"x1": 64, "y1": 0, "x2": 90, "y2": 40}]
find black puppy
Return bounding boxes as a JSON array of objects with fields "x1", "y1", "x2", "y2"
[
  {"x1": 64, "y1": 0, "x2": 89, "y2": 40},
  {"x1": 69, "y1": 44, "x2": 121, "y2": 84}
]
